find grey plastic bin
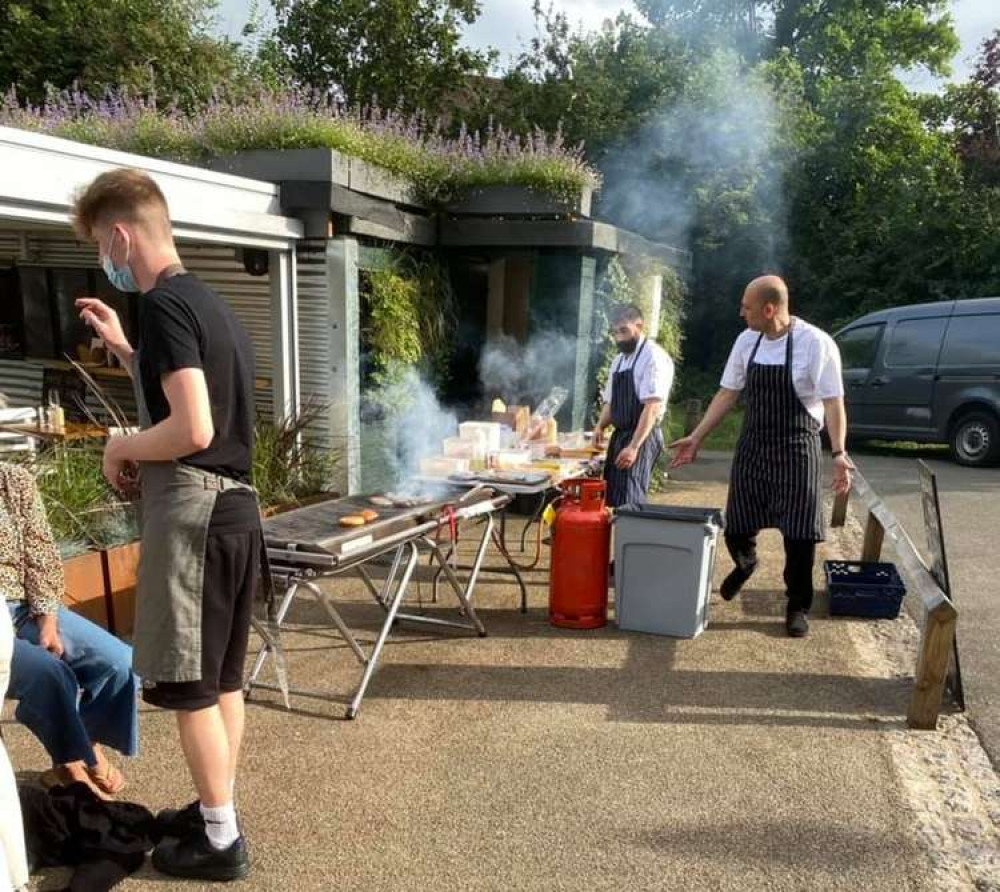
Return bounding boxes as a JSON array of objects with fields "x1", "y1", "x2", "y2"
[{"x1": 614, "y1": 505, "x2": 724, "y2": 638}]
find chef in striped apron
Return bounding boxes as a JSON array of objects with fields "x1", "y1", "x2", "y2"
[
  {"x1": 594, "y1": 304, "x2": 675, "y2": 508},
  {"x1": 669, "y1": 276, "x2": 853, "y2": 638}
]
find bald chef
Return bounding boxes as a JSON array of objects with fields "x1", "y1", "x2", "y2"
[
  {"x1": 669, "y1": 276, "x2": 853, "y2": 639},
  {"x1": 593, "y1": 304, "x2": 675, "y2": 508}
]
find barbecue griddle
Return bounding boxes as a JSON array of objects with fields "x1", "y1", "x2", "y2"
[
  {"x1": 262, "y1": 487, "x2": 495, "y2": 558},
  {"x1": 448, "y1": 470, "x2": 552, "y2": 487}
]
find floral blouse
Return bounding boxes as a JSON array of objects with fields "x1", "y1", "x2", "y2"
[{"x1": 0, "y1": 463, "x2": 63, "y2": 615}]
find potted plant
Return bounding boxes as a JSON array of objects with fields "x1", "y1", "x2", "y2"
[
  {"x1": 254, "y1": 402, "x2": 340, "y2": 516},
  {"x1": 35, "y1": 443, "x2": 121, "y2": 629}
]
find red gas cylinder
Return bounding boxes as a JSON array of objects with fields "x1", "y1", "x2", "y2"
[{"x1": 549, "y1": 478, "x2": 611, "y2": 629}]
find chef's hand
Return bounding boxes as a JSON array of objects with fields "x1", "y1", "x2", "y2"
[
  {"x1": 592, "y1": 426, "x2": 605, "y2": 447},
  {"x1": 668, "y1": 435, "x2": 700, "y2": 469},
  {"x1": 37, "y1": 614, "x2": 64, "y2": 659},
  {"x1": 76, "y1": 298, "x2": 132, "y2": 358},
  {"x1": 102, "y1": 437, "x2": 139, "y2": 494},
  {"x1": 615, "y1": 444, "x2": 639, "y2": 470},
  {"x1": 832, "y1": 453, "x2": 854, "y2": 496}
]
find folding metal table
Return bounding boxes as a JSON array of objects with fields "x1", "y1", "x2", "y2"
[{"x1": 245, "y1": 486, "x2": 511, "y2": 719}]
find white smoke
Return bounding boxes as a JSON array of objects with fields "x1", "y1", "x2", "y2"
[
  {"x1": 371, "y1": 366, "x2": 459, "y2": 486},
  {"x1": 478, "y1": 330, "x2": 579, "y2": 410},
  {"x1": 597, "y1": 49, "x2": 786, "y2": 264}
]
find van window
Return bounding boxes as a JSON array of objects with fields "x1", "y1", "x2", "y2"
[
  {"x1": 836, "y1": 324, "x2": 884, "y2": 373},
  {"x1": 941, "y1": 314, "x2": 1000, "y2": 366},
  {"x1": 885, "y1": 317, "x2": 948, "y2": 368}
]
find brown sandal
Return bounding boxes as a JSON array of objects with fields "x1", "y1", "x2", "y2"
[{"x1": 87, "y1": 762, "x2": 126, "y2": 796}]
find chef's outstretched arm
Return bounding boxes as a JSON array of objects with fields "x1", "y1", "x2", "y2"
[
  {"x1": 614, "y1": 399, "x2": 664, "y2": 470},
  {"x1": 823, "y1": 396, "x2": 854, "y2": 495},
  {"x1": 668, "y1": 387, "x2": 741, "y2": 468}
]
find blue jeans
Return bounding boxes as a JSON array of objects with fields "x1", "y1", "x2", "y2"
[{"x1": 7, "y1": 603, "x2": 139, "y2": 767}]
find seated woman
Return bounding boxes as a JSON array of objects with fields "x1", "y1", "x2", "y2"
[
  {"x1": 1, "y1": 461, "x2": 138, "y2": 798},
  {"x1": 1, "y1": 607, "x2": 29, "y2": 891}
]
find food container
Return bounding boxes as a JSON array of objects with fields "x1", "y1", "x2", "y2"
[
  {"x1": 460, "y1": 422, "x2": 502, "y2": 451},
  {"x1": 528, "y1": 442, "x2": 549, "y2": 460},
  {"x1": 559, "y1": 431, "x2": 587, "y2": 450},
  {"x1": 444, "y1": 436, "x2": 487, "y2": 469},
  {"x1": 492, "y1": 405, "x2": 531, "y2": 437},
  {"x1": 420, "y1": 456, "x2": 470, "y2": 477},
  {"x1": 443, "y1": 437, "x2": 476, "y2": 458},
  {"x1": 489, "y1": 448, "x2": 532, "y2": 470}
]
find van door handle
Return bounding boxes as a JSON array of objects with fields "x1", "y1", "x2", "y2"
[{"x1": 870, "y1": 376, "x2": 889, "y2": 387}]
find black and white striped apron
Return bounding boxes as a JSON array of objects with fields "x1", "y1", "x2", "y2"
[
  {"x1": 725, "y1": 323, "x2": 825, "y2": 541},
  {"x1": 603, "y1": 339, "x2": 664, "y2": 508}
]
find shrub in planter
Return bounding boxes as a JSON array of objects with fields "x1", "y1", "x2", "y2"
[{"x1": 0, "y1": 87, "x2": 601, "y2": 207}]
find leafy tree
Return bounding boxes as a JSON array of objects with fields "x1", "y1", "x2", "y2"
[
  {"x1": 267, "y1": 0, "x2": 493, "y2": 115},
  {"x1": 498, "y1": 4, "x2": 689, "y2": 153},
  {"x1": 636, "y1": 0, "x2": 959, "y2": 79},
  {"x1": 0, "y1": 0, "x2": 251, "y2": 107}
]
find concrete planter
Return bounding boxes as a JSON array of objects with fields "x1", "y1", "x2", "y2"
[
  {"x1": 445, "y1": 184, "x2": 593, "y2": 219},
  {"x1": 207, "y1": 149, "x2": 425, "y2": 209},
  {"x1": 62, "y1": 550, "x2": 108, "y2": 629}
]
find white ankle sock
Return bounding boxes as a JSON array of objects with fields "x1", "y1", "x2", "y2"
[{"x1": 200, "y1": 802, "x2": 239, "y2": 850}]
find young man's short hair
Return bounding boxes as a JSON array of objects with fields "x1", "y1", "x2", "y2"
[
  {"x1": 610, "y1": 304, "x2": 644, "y2": 326},
  {"x1": 72, "y1": 168, "x2": 171, "y2": 240}
]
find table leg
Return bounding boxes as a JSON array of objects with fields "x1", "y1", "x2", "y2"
[
  {"x1": 245, "y1": 580, "x2": 301, "y2": 697},
  {"x1": 347, "y1": 541, "x2": 421, "y2": 720}
]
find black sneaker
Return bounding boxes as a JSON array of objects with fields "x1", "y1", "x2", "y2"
[
  {"x1": 720, "y1": 562, "x2": 757, "y2": 601},
  {"x1": 786, "y1": 609, "x2": 810, "y2": 638},
  {"x1": 152, "y1": 831, "x2": 250, "y2": 882},
  {"x1": 156, "y1": 800, "x2": 204, "y2": 839}
]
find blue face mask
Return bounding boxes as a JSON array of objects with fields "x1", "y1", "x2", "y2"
[{"x1": 102, "y1": 229, "x2": 139, "y2": 293}]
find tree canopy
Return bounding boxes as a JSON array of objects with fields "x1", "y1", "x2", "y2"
[
  {"x1": 266, "y1": 0, "x2": 494, "y2": 114},
  {"x1": 0, "y1": 0, "x2": 252, "y2": 106}
]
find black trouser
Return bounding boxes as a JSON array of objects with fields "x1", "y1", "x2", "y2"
[{"x1": 724, "y1": 533, "x2": 817, "y2": 613}]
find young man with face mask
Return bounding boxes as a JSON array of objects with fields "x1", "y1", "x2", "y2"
[
  {"x1": 593, "y1": 304, "x2": 675, "y2": 508},
  {"x1": 72, "y1": 168, "x2": 260, "y2": 881},
  {"x1": 669, "y1": 275, "x2": 853, "y2": 638}
]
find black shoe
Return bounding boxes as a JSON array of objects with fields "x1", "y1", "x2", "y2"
[
  {"x1": 786, "y1": 609, "x2": 809, "y2": 638},
  {"x1": 720, "y1": 562, "x2": 757, "y2": 601},
  {"x1": 156, "y1": 800, "x2": 204, "y2": 839},
  {"x1": 152, "y1": 831, "x2": 250, "y2": 882}
]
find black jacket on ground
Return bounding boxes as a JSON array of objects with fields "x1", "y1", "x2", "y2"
[{"x1": 18, "y1": 783, "x2": 157, "y2": 892}]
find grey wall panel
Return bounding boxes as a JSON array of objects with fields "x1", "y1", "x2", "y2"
[{"x1": 0, "y1": 232, "x2": 277, "y2": 419}]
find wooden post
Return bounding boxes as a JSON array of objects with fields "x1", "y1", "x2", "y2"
[
  {"x1": 831, "y1": 491, "x2": 849, "y2": 528},
  {"x1": 861, "y1": 512, "x2": 885, "y2": 563},
  {"x1": 907, "y1": 597, "x2": 959, "y2": 730},
  {"x1": 838, "y1": 468, "x2": 959, "y2": 730}
]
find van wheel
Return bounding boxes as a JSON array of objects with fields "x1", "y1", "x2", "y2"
[{"x1": 949, "y1": 411, "x2": 1000, "y2": 467}]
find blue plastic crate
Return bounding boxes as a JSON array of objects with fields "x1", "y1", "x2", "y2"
[{"x1": 824, "y1": 561, "x2": 906, "y2": 619}]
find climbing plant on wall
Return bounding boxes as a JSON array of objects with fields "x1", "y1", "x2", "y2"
[{"x1": 361, "y1": 248, "x2": 458, "y2": 413}]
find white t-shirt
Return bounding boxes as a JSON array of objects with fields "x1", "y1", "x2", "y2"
[
  {"x1": 720, "y1": 318, "x2": 844, "y2": 426},
  {"x1": 602, "y1": 337, "x2": 675, "y2": 420}
]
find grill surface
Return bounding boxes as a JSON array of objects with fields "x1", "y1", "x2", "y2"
[{"x1": 262, "y1": 487, "x2": 494, "y2": 556}]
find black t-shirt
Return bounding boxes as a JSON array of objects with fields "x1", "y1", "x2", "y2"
[{"x1": 137, "y1": 272, "x2": 256, "y2": 485}]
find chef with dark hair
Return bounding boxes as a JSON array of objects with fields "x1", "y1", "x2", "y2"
[{"x1": 593, "y1": 304, "x2": 675, "y2": 508}]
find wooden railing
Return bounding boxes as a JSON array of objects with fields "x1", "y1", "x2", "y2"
[{"x1": 831, "y1": 470, "x2": 958, "y2": 730}]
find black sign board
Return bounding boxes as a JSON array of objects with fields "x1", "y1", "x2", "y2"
[{"x1": 917, "y1": 459, "x2": 964, "y2": 709}]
